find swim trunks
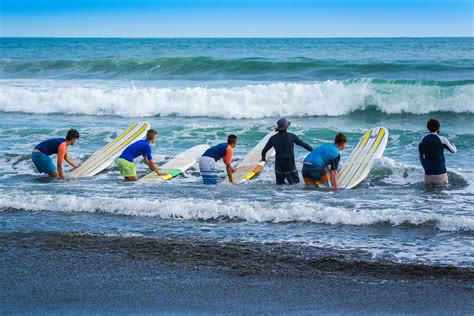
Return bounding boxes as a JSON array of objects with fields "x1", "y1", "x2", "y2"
[
  {"x1": 302, "y1": 163, "x2": 330, "y2": 187},
  {"x1": 117, "y1": 158, "x2": 137, "y2": 177},
  {"x1": 31, "y1": 152, "x2": 57, "y2": 174},
  {"x1": 199, "y1": 156, "x2": 220, "y2": 184}
]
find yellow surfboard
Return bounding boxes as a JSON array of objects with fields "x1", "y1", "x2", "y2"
[
  {"x1": 69, "y1": 122, "x2": 150, "y2": 178},
  {"x1": 228, "y1": 131, "x2": 277, "y2": 184},
  {"x1": 338, "y1": 127, "x2": 389, "y2": 189}
]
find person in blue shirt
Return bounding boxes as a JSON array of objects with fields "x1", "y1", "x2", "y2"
[
  {"x1": 32, "y1": 129, "x2": 80, "y2": 179},
  {"x1": 117, "y1": 129, "x2": 161, "y2": 181},
  {"x1": 302, "y1": 132, "x2": 347, "y2": 190},
  {"x1": 419, "y1": 118, "x2": 457, "y2": 186},
  {"x1": 199, "y1": 134, "x2": 238, "y2": 184}
]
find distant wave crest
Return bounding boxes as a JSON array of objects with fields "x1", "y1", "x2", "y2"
[{"x1": 2, "y1": 57, "x2": 473, "y2": 80}]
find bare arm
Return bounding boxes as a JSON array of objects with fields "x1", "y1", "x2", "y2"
[
  {"x1": 329, "y1": 169, "x2": 339, "y2": 190},
  {"x1": 225, "y1": 162, "x2": 234, "y2": 183},
  {"x1": 57, "y1": 143, "x2": 67, "y2": 178},
  {"x1": 65, "y1": 152, "x2": 79, "y2": 169},
  {"x1": 144, "y1": 156, "x2": 161, "y2": 175},
  {"x1": 57, "y1": 161, "x2": 65, "y2": 179}
]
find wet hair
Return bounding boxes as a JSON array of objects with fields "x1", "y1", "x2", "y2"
[
  {"x1": 227, "y1": 134, "x2": 238, "y2": 144},
  {"x1": 427, "y1": 118, "x2": 440, "y2": 133},
  {"x1": 66, "y1": 129, "x2": 80, "y2": 141},
  {"x1": 146, "y1": 129, "x2": 158, "y2": 140},
  {"x1": 334, "y1": 132, "x2": 347, "y2": 145}
]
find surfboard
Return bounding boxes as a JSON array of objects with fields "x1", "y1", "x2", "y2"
[
  {"x1": 142, "y1": 144, "x2": 210, "y2": 181},
  {"x1": 338, "y1": 127, "x2": 389, "y2": 189},
  {"x1": 69, "y1": 122, "x2": 150, "y2": 178},
  {"x1": 228, "y1": 131, "x2": 277, "y2": 184}
]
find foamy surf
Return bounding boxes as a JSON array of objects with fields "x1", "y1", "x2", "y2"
[{"x1": 1, "y1": 194, "x2": 472, "y2": 232}]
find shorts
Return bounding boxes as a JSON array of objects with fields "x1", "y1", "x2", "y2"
[
  {"x1": 32, "y1": 152, "x2": 57, "y2": 174},
  {"x1": 302, "y1": 164, "x2": 330, "y2": 187},
  {"x1": 199, "y1": 156, "x2": 220, "y2": 185},
  {"x1": 425, "y1": 173, "x2": 448, "y2": 186},
  {"x1": 275, "y1": 169, "x2": 300, "y2": 185},
  {"x1": 117, "y1": 158, "x2": 137, "y2": 177}
]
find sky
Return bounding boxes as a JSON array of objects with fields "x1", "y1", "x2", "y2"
[{"x1": 1, "y1": 0, "x2": 473, "y2": 37}]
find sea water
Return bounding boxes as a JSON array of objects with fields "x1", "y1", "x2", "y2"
[{"x1": 0, "y1": 38, "x2": 473, "y2": 272}]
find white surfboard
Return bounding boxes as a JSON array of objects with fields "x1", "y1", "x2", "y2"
[
  {"x1": 228, "y1": 131, "x2": 277, "y2": 184},
  {"x1": 338, "y1": 127, "x2": 389, "y2": 189},
  {"x1": 142, "y1": 144, "x2": 210, "y2": 181},
  {"x1": 69, "y1": 122, "x2": 150, "y2": 178}
]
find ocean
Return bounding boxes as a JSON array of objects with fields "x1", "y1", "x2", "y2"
[{"x1": 1, "y1": 38, "x2": 473, "y2": 313}]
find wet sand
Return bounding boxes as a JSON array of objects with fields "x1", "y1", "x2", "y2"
[{"x1": 1, "y1": 233, "x2": 473, "y2": 315}]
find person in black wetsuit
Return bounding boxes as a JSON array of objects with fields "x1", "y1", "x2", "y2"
[
  {"x1": 261, "y1": 118, "x2": 313, "y2": 185},
  {"x1": 419, "y1": 118, "x2": 457, "y2": 186}
]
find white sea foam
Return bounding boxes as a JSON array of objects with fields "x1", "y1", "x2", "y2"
[
  {"x1": 0, "y1": 79, "x2": 472, "y2": 118},
  {"x1": 0, "y1": 194, "x2": 472, "y2": 232}
]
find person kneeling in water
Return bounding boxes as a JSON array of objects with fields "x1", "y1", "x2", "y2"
[
  {"x1": 419, "y1": 118, "x2": 456, "y2": 186},
  {"x1": 199, "y1": 134, "x2": 238, "y2": 184},
  {"x1": 117, "y1": 129, "x2": 161, "y2": 181},
  {"x1": 302, "y1": 132, "x2": 347, "y2": 190},
  {"x1": 32, "y1": 129, "x2": 81, "y2": 179}
]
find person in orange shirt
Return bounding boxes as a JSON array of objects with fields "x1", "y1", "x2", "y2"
[
  {"x1": 31, "y1": 129, "x2": 80, "y2": 179},
  {"x1": 199, "y1": 135, "x2": 238, "y2": 184}
]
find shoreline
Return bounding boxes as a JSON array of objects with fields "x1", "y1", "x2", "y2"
[{"x1": 2, "y1": 232, "x2": 473, "y2": 314}]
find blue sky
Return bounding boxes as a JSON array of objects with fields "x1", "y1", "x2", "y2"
[{"x1": 1, "y1": 0, "x2": 473, "y2": 37}]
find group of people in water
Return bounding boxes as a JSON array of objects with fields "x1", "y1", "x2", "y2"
[{"x1": 31, "y1": 118, "x2": 456, "y2": 188}]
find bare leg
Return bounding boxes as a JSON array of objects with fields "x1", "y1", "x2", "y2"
[{"x1": 124, "y1": 176, "x2": 138, "y2": 181}]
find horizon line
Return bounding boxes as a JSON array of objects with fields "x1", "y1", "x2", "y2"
[{"x1": 1, "y1": 36, "x2": 473, "y2": 39}]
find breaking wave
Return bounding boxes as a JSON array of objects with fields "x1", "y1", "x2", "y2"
[{"x1": 0, "y1": 79, "x2": 472, "y2": 118}]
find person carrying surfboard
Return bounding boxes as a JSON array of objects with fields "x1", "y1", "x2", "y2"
[
  {"x1": 302, "y1": 132, "x2": 347, "y2": 190},
  {"x1": 117, "y1": 129, "x2": 161, "y2": 181},
  {"x1": 261, "y1": 118, "x2": 313, "y2": 185},
  {"x1": 199, "y1": 134, "x2": 238, "y2": 184},
  {"x1": 419, "y1": 118, "x2": 457, "y2": 186},
  {"x1": 31, "y1": 129, "x2": 80, "y2": 179}
]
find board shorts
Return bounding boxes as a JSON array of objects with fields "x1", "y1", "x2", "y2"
[
  {"x1": 274, "y1": 160, "x2": 300, "y2": 185},
  {"x1": 199, "y1": 156, "x2": 220, "y2": 185},
  {"x1": 117, "y1": 158, "x2": 137, "y2": 177},
  {"x1": 32, "y1": 151, "x2": 57, "y2": 174},
  {"x1": 302, "y1": 163, "x2": 330, "y2": 188},
  {"x1": 275, "y1": 169, "x2": 300, "y2": 185},
  {"x1": 425, "y1": 173, "x2": 448, "y2": 186}
]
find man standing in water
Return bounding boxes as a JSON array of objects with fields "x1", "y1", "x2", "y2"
[
  {"x1": 302, "y1": 132, "x2": 347, "y2": 190},
  {"x1": 261, "y1": 118, "x2": 313, "y2": 185},
  {"x1": 117, "y1": 129, "x2": 161, "y2": 181},
  {"x1": 419, "y1": 118, "x2": 457, "y2": 186},
  {"x1": 32, "y1": 129, "x2": 80, "y2": 179},
  {"x1": 199, "y1": 134, "x2": 238, "y2": 184}
]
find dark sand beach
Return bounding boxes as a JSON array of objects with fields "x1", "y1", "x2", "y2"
[{"x1": 2, "y1": 232, "x2": 472, "y2": 315}]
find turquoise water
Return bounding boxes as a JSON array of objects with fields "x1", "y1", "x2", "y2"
[{"x1": 0, "y1": 38, "x2": 473, "y2": 270}]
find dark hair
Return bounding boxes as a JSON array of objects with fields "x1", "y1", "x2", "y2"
[
  {"x1": 66, "y1": 129, "x2": 80, "y2": 141},
  {"x1": 227, "y1": 134, "x2": 238, "y2": 144},
  {"x1": 334, "y1": 132, "x2": 347, "y2": 145},
  {"x1": 146, "y1": 129, "x2": 158, "y2": 140},
  {"x1": 427, "y1": 118, "x2": 440, "y2": 133}
]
